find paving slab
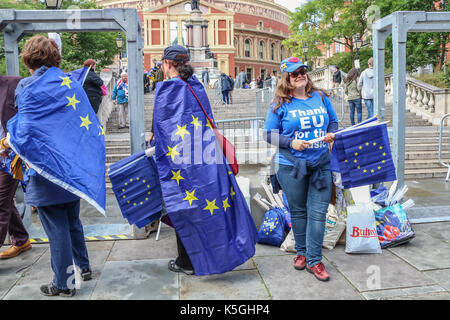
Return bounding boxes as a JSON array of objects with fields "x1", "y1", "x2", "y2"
[
  {"x1": 254, "y1": 255, "x2": 363, "y2": 300},
  {"x1": 387, "y1": 291, "x2": 450, "y2": 300},
  {"x1": 361, "y1": 285, "x2": 446, "y2": 300},
  {"x1": 254, "y1": 243, "x2": 293, "y2": 257},
  {"x1": 323, "y1": 245, "x2": 435, "y2": 292},
  {"x1": 412, "y1": 222, "x2": 450, "y2": 243},
  {"x1": 0, "y1": 246, "x2": 47, "y2": 277},
  {"x1": 388, "y1": 230, "x2": 450, "y2": 271},
  {"x1": 107, "y1": 226, "x2": 177, "y2": 261},
  {"x1": 0, "y1": 275, "x2": 20, "y2": 300},
  {"x1": 180, "y1": 268, "x2": 269, "y2": 300},
  {"x1": 423, "y1": 269, "x2": 450, "y2": 291},
  {"x1": 90, "y1": 259, "x2": 178, "y2": 300}
]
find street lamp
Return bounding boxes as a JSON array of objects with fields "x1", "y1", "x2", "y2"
[
  {"x1": 44, "y1": 0, "x2": 63, "y2": 9},
  {"x1": 303, "y1": 43, "x2": 308, "y2": 64},
  {"x1": 354, "y1": 36, "x2": 363, "y2": 69},
  {"x1": 116, "y1": 33, "x2": 124, "y2": 72}
]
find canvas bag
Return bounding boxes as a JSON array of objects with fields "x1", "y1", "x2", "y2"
[{"x1": 345, "y1": 203, "x2": 381, "y2": 254}]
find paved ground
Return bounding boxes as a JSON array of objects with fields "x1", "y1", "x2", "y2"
[{"x1": 1, "y1": 220, "x2": 449, "y2": 300}]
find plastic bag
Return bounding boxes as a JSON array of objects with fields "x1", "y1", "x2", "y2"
[
  {"x1": 323, "y1": 204, "x2": 346, "y2": 250},
  {"x1": 345, "y1": 203, "x2": 381, "y2": 254},
  {"x1": 375, "y1": 203, "x2": 415, "y2": 248},
  {"x1": 280, "y1": 229, "x2": 296, "y2": 253},
  {"x1": 258, "y1": 207, "x2": 286, "y2": 247},
  {"x1": 101, "y1": 84, "x2": 108, "y2": 96}
]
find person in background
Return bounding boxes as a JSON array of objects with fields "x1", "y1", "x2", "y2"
[
  {"x1": 228, "y1": 74, "x2": 235, "y2": 104},
  {"x1": 271, "y1": 71, "x2": 278, "y2": 92},
  {"x1": 0, "y1": 75, "x2": 31, "y2": 260},
  {"x1": 9, "y1": 35, "x2": 92, "y2": 297},
  {"x1": 358, "y1": 57, "x2": 375, "y2": 119},
  {"x1": 257, "y1": 76, "x2": 264, "y2": 89},
  {"x1": 112, "y1": 72, "x2": 129, "y2": 129},
  {"x1": 220, "y1": 72, "x2": 233, "y2": 105},
  {"x1": 236, "y1": 69, "x2": 247, "y2": 89},
  {"x1": 332, "y1": 66, "x2": 342, "y2": 88},
  {"x1": 143, "y1": 70, "x2": 151, "y2": 94},
  {"x1": 201, "y1": 68, "x2": 210, "y2": 88},
  {"x1": 82, "y1": 59, "x2": 104, "y2": 114},
  {"x1": 263, "y1": 57, "x2": 338, "y2": 282},
  {"x1": 264, "y1": 74, "x2": 272, "y2": 89},
  {"x1": 153, "y1": 61, "x2": 164, "y2": 91},
  {"x1": 343, "y1": 68, "x2": 362, "y2": 126}
]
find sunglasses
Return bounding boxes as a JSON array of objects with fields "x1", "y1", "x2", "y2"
[{"x1": 290, "y1": 68, "x2": 307, "y2": 78}]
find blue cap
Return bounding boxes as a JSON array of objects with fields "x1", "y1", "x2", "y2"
[
  {"x1": 280, "y1": 57, "x2": 308, "y2": 74},
  {"x1": 162, "y1": 45, "x2": 190, "y2": 62}
]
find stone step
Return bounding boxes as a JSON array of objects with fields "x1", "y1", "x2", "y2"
[
  {"x1": 404, "y1": 168, "x2": 449, "y2": 179},
  {"x1": 106, "y1": 146, "x2": 131, "y2": 154},
  {"x1": 405, "y1": 150, "x2": 449, "y2": 160},
  {"x1": 404, "y1": 159, "x2": 448, "y2": 170}
]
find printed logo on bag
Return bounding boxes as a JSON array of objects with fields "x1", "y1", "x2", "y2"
[{"x1": 350, "y1": 227, "x2": 378, "y2": 238}]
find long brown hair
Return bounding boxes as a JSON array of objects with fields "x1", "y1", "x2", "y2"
[
  {"x1": 344, "y1": 68, "x2": 360, "y2": 83},
  {"x1": 273, "y1": 71, "x2": 327, "y2": 112}
]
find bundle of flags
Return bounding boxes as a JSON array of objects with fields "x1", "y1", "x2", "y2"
[
  {"x1": 108, "y1": 151, "x2": 163, "y2": 228},
  {"x1": 7, "y1": 66, "x2": 106, "y2": 214},
  {"x1": 330, "y1": 117, "x2": 397, "y2": 189}
]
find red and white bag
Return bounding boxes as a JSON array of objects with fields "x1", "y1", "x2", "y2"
[{"x1": 345, "y1": 203, "x2": 381, "y2": 254}]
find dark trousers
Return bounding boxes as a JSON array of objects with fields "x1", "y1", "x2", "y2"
[
  {"x1": 88, "y1": 95, "x2": 102, "y2": 114},
  {"x1": 37, "y1": 200, "x2": 90, "y2": 290},
  {"x1": 0, "y1": 171, "x2": 29, "y2": 247},
  {"x1": 222, "y1": 90, "x2": 230, "y2": 104},
  {"x1": 175, "y1": 232, "x2": 193, "y2": 270}
]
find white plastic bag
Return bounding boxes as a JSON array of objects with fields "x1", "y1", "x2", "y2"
[
  {"x1": 280, "y1": 229, "x2": 296, "y2": 253},
  {"x1": 345, "y1": 203, "x2": 381, "y2": 254}
]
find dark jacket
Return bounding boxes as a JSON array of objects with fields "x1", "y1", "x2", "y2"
[
  {"x1": 0, "y1": 75, "x2": 22, "y2": 137},
  {"x1": 83, "y1": 69, "x2": 104, "y2": 99},
  {"x1": 220, "y1": 74, "x2": 233, "y2": 92},
  {"x1": 333, "y1": 70, "x2": 342, "y2": 83}
]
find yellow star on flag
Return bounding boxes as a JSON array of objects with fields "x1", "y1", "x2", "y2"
[
  {"x1": 80, "y1": 114, "x2": 92, "y2": 131},
  {"x1": 171, "y1": 169, "x2": 184, "y2": 185},
  {"x1": 191, "y1": 115, "x2": 201, "y2": 130},
  {"x1": 183, "y1": 189, "x2": 198, "y2": 206},
  {"x1": 230, "y1": 186, "x2": 236, "y2": 199},
  {"x1": 175, "y1": 124, "x2": 190, "y2": 140},
  {"x1": 166, "y1": 145, "x2": 181, "y2": 161},
  {"x1": 98, "y1": 125, "x2": 105, "y2": 136},
  {"x1": 222, "y1": 197, "x2": 231, "y2": 212},
  {"x1": 206, "y1": 120, "x2": 214, "y2": 130},
  {"x1": 59, "y1": 76, "x2": 72, "y2": 89},
  {"x1": 66, "y1": 94, "x2": 80, "y2": 110},
  {"x1": 204, "y1": 198, "x2": 219, "y2": 215}
]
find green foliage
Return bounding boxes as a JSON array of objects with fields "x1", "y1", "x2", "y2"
[
  {"x1": 324, "y1": 47, "x2": 373, "y2": 73},
  {"x1": 0, "y1": 0, "x2": 118, "y2": 75},
  {"x1": 412, "y1": 71, "x2": 449, "y2": 89}
]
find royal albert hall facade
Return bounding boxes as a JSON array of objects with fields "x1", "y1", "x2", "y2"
[{"x1": 96, "y1": 0, "x2": 291, "y2": 80}]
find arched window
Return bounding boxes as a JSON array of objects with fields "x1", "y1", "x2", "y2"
[
  {"x1": 244, "y1": 39, "x2": 251, "y2": 58},
  {"x1": 259, "y1": 41, "x2": 264, "y2": 59},
  {"x1": 271, "y1": 43, "x2": 275, "y2": 61},
  {"x1": 280, "y1": 45, "x2": 284, "y2": 61}
]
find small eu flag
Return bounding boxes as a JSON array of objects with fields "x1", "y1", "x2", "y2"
[
  {"x1": 108, "y1": 151, "x2": 163, "y2": 227},
  {"x1": 331, "y1": 121, "x2": 396, "y2": 189}
]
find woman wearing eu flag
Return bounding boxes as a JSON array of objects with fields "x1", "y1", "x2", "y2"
[
  {"x1": 264, "y1": 57, "x2": 339, "y2": 282},
  {"x1": 5, "y1": 36, "x2": 93, "y2": 297}
]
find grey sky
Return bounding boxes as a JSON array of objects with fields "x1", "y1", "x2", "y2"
[{"x1": 275, "y1": 0, "x2": 308, "y2": 12}]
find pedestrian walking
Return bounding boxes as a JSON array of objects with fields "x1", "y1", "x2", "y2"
[
  {"x1": 236, "y1": 69, "x2": 247, "y2": 89},
  {"x1": 0, "y1": 75, "x2": 31, "y2": 260},
  {"x1": 112, "y1": 72, "x2": 129, "y2": 129},
  {"x1": 82, "y1": 59, "x2": 104, "y2": 114},
  {"x1": 358, "y1": 57, "x2": 375, "y2": 119},
  {"x1": 271, "y1": 71, "x2": 278, "y2": 92},
  {"x1": 220, "y1": 72, "x2": 233, "y2": 105},
  {"x1": 332, "y1": 66, "x2": 342, "y2": 88},
  {"x1": 343, "y1": 68, "x2": 362, "y2": 125},
  {"x1": 153, "y1": 61, "x2": 164, "y2": 91},
  {"x1": 8, "y1": 35, "x2": 92, "y2": 297},
  {"x1": 263, "y1": 57, "x2": 339, "y2": 281}
]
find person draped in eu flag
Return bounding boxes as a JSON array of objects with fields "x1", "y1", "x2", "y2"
[
  {"x1": 2, "y1": 36, "x2": 106, "y2": 297},
  {"x1": 263, "y1": 57, "x2": 339, "y2": 282},
  {"x1": 147, "y1": 45, "x2": 259, "y2": 276}
]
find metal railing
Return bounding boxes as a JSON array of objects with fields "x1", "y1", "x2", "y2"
[
  {"x1": 326, "y1": 87, "x2": 345, "y2": 124},
  {"x1": 255, "y1": 87, "x2": 274, "y2": 119},
  {"x1": 438, "y1": 113, "x2": 450, "y2": 182}
]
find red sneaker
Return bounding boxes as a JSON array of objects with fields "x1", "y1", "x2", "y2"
[
  {"x1": 306, "y1": 262, "x2": 330, "y2": 281},
  {"x1": 293, "y1": 255, "x2": 306, "y2": 270}
]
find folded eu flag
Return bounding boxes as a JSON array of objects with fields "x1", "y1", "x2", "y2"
[{"x1": 7, "y1": 67, "x2": 106, "y2": 214}]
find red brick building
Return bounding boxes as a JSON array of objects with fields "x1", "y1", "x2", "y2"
[{"x1": 96, "y1": 0, "x2": 291, "y2": 79}]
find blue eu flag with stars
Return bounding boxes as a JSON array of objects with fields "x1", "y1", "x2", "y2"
[
  {"x1": 7, "y1": 67, "x2": 106, "y2": 214},
  {"x1": 331, "y1": 122, "x2": 396, "y2": 189},
  {"x1": 153, "y1": 75, "x2": 259, "y2": 276}
]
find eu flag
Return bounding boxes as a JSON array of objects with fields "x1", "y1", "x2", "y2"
[
  {"x1": 7, "y1": 67, "x2": 106, "y2": 214},
  {"x1": 153, "y1": 76, "x2": 259, "y2": 276},
  {"x1": 331, "y1": 122, "x2": 396, "y2": 189},
  {"x1": 108, "y1": 151, "x2": 163, "y2": 227},
  {"x1": 67, "y1": 66, "x2": 90, "y2": 86}
]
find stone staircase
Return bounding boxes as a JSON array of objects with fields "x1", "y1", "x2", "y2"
[{"x1": 103, "y1": 88, "x2": 450, "y2": 192}]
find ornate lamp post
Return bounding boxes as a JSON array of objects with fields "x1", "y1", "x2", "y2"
[
  {"x1": 354, "y1": 36, "x2": 363, "y2": 69},
  {"x1": 44, "y1": 0, "x2": 63, "y2": 9},
  {"x1": 303, "y1": 43, "x2": 308, "y2": 65},
  {"x1": 116, "y1": 33, "x2": 124, "y2": 72}
]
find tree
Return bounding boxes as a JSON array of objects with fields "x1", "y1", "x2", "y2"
[{"x1": 0, "y1": 0, "x2": 119, "y2": 76}]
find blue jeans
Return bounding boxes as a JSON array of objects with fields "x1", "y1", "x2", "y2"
[
  {"x1": 37, "y1": 200, "x2": 90, "y2": 290},
  {"x1": 276, "y1": 162, "x2": 332, "y2": 267},
  {"x1": 364, "y1": 99, "x2": 374, "y2": 119},
  {"x1": 222, "y1": 90, "x2": 230, "y2": 104},
  {"x1": 348, "y1": 98, "x2": 362, "y2": 126}
]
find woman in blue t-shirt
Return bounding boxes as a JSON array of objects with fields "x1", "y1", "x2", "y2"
[{"x1": 264, "y1": 57, "x2": 339, "y2": 282}]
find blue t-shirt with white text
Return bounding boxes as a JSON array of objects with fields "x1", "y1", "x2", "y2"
[{"x1": 264, "y1": 91, "x2": 338, "y2": 166}]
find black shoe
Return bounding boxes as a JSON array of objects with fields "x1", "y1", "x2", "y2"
[
  {"x1": 40, "y1": 283, "x2": 75, "y2": 297},
  {"x1": 81, "y1": 268, "x2": 92, "y2": 281},
  {"x1": 168, "y1": 259, "x2": 194, "y2": 275}
]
